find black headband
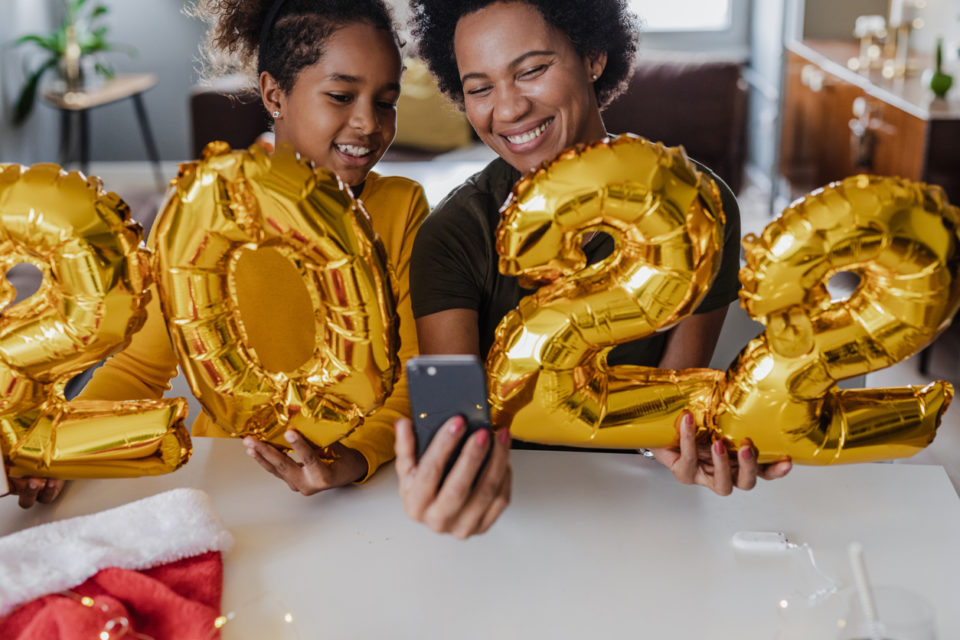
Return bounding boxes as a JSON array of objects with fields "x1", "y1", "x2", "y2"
[{"x1": 258, "y1": 0, "x2": 290, "y2": 55}]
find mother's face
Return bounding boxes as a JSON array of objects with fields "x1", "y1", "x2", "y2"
[{"x1": 454, "y1": 2, "x2": 607, "y2": 173}]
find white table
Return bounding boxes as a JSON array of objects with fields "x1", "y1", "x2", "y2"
[{"x1": 2, "y1": 439, "x2": 959, "y2": 639}]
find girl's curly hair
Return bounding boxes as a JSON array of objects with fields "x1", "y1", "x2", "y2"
[
  {"x1": 189, "y1": 0, "x2": 399, "y2": 92},
  {"x1": 409, "y1": 0, "x2": 640, "y2": 108}
]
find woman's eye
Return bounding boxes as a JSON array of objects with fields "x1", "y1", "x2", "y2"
[{"x1": 520, "y1": 65, "x2": 548, "y2": 79}]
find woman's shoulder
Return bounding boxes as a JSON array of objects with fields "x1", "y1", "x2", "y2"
[{"x1": 428, "y1": 157, "x2": 520, "y2": 227}]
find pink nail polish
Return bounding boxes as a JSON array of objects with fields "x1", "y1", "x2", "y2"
[
  {"x1": 741, "y1": 446, "x2": 754, "y2": 461},
  {"x1": 713, "y1": 440, "x2": 725, "y2": 456},
  {"x1": 682, "y1": 412, "x2": 694, "y2": 429},
  {"x1": 448, "y1": 417, "x2": 464, "y2": 435},
  {"x1": 497, "y1": 428, "x2": 511, "y2": 446},
  {"x1": 284, "y1": 431, "x2": 296, "y2": 444},
  {"x1": 475, "y1": 429, "x2": 490, "y2": 446}
]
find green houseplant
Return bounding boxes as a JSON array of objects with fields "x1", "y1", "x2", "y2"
[{"x1": 11, "y1": 0, "x2": 134, "y2": 126}]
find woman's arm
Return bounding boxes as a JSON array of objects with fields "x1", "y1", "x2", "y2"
[{"x1": 392, "y1": 309, "x2": 511, "y2": 539}]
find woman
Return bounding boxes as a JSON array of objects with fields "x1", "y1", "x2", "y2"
[
  {"x1": 396, "y1": 0, "x2": 792, "y2": 538},
  {"x1": 12, "y1": 0, "x2": 429, "y2": 507}
]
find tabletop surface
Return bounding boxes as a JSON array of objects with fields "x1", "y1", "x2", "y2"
[
  {"x1": 41, "y1": 73, "x2": 158, "y2": 111},
  {"x1": 2, "y1": 439, "x2": 959, "y2": 639}
]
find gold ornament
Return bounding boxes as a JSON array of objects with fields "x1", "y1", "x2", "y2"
[
  {"x1": 487, "y1": 135, "x2": 726, "y2": 447},
  {"x1": 0, "y1": 164, "x2": 190, "y2": 479},
  {"x1": 716, "y1": 175, "x2": 959, "y2": 463},
  {"x1": 153, "y1": 143, "x2": 399, "y2": 447}
]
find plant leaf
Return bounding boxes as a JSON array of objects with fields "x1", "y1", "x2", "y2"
[
  {"x1": 12, "y1": 57, "x2": 58, "y2": 127},
  {"x1": 14, "y1": 34, "x2": 62, "y2": 54}
]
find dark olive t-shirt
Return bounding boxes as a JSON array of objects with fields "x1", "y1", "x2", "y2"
[{"x1": 410, "y1": 156, "x2": 741, "y2": 365}]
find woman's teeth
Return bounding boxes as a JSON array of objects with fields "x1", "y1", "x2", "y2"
[
  {"x1": 336, "y1": 144, "x2": 372, "y2": 157},
  {"x1": 506, "y1": 120, "x2": 551, "y2": 144}
]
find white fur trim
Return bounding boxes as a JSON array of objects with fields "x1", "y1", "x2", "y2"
[{"x1": 0, "y1": 488, "x2": 234, "y2": 616}]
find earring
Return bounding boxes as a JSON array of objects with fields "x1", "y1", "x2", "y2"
[
  {"x1": 272, "y1": 110, "x2": 280, "y2": 118},
  {"x1": 591, "y1": 74, "x2": 598, "y2": 81}
]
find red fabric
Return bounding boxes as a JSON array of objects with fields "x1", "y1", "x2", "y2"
[{"x1": 0, "y1": 551, "x2": 223, "y2": 640}]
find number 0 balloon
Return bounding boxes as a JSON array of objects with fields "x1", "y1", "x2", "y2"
[{"x1": 153, "y1": 143, "x2": 399, "y2": 447}]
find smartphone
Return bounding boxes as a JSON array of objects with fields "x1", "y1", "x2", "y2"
[{"x1": 406, "y1": 355, "x2": 492, "y2": 476}]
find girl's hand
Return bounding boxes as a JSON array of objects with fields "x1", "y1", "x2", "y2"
[
  {"x1": 244, "y1": 431, "x2": 368, "y2": 495},
  {"x1": 394, "y1": 416, "x2": 511, "y2": 539},
  {"x1": 8, "y1": 477, "x2": 68, "y2": 509},
  {"x1": 651, "y1": 412, "x2": 792, "y2": 495}
]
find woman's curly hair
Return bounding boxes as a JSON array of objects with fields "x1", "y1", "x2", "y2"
[
  {"x1": 189, "y1": 0, "x2": 399, "y2": 92},
  {"x1": 409, "y1": 0, "x2": 640, "y2": 108}
]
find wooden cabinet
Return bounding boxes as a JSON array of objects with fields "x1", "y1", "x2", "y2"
[{"x1": 780, "y1": 40, "x2": 959, "y2": 201}]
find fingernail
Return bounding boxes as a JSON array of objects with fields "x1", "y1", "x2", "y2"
[
  {"x1": 448, "y1": 417, "x2": 464, "y2": 435},
  {"x1": 243, "y1": 437, "x2": 255, "y2": 446},
  {"x1": 284, "y1": 431, "x2": 296, "y2": 444},
  {"x1": 741, "y1": 446, "x2": 754, "y2": 461},
  {"x1": 474, "y1": 429, "x2": 490, "y2": 447},
  {"x1": 29, "y1": 479, "x2": 43, "y2": 490},
  {"x1": 246, "y1": 448, "x2": 256, "y2": 457},
  {"x1": 682, "y1": 413, "x2": 694, "y2": 429},
  {"x1": 497, "y1": 428, "x2": 511, "y2": 446},
  {"x1": 713, "y1": 440, "x2": 725, "y2": 456}
]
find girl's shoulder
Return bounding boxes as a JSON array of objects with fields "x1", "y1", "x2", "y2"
[{"x1": 362, "y1": 171, "x2": 427, "y2": 207}]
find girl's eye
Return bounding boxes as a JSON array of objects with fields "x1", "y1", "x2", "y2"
[
  {"x1": 327, "y1": 93, "x2": 352, "y2": 104},
  {"x1": 466, "y1": 85, "x2": 492, "y2": 97},
  {"x1": 376, "y1": 101, "x2": 398, "y2": 110}
]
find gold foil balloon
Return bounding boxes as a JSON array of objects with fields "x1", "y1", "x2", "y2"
[
  {"x1": 716, "y1": 176, "x2": 959, "y2": 464},
  {"x1": 0, "y1": 164, "x2": 190, "y2": 479},
  {"x1": 153, "y1": 143, "x2": 399, "y2": 447},
  {"x1": 487, "y1": 135, "x2": 726, "y2": 447}
]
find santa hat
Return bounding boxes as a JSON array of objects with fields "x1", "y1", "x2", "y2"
[{"x1": 0, "y1": 488, "x2": 234, "y2": 639}]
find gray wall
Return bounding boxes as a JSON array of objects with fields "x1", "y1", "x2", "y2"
[
  {"x1": 0, "y1": 1, "x2": 59, "y2": 164},
  {"x1": 1, "y1": 0, "x2": 206, "y2": 163}
]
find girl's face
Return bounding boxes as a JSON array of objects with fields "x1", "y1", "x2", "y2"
[
  {"x1": 263, "y1": 21, "x2": 401, "y2": 187},
  {"x1": 454, "y1": 2, "x2": 607, "y2": 173}
]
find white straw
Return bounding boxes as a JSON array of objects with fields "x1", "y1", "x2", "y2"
[{"x1": 848, "y1": 542, "x2": 882, "y2": 640}]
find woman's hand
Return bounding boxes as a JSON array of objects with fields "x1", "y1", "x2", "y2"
[
  {"x1": 651, "y1": 412, "x2": 792, "y2": 495},
  {"x1": 394, "y1": 416, "x2": 511, "y2": 539},
  {"x1": 244, "y1": 430, "x2": 368, "y2": 495},
  {"x1": 8, "y1": 477, "x2": 68, "y2": 509}
]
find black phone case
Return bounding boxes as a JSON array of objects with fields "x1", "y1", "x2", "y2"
[{"x1": 406, "y1": 355, "x2": 492, "y2": 474}]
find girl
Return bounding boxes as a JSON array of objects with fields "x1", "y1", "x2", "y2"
[
  {"x1": 72, "y1": 0, "x2": 429, "y2": 496},
  {"x1": 394, "y1": 0, "x2": 792, "y2": 538}
]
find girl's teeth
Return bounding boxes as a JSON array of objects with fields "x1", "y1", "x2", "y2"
[
  {"x1": 337, "y1": 144, "x2": 371, "y2": 157},
  {"x1": 507, "y1": 120, "x2": 550, "y2": 144}
]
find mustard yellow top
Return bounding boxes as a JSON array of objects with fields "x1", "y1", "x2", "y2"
[{"x1": 79, "y1": 171, "x2": 429, "y2": 482}]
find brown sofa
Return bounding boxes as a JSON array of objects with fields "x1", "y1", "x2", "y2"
[{"x1": 602, "y1": 57, "x2": 748, "y2": 194}]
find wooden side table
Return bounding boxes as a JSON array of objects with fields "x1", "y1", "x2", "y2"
[{"x1": 42, "y1": 73, "x2": 164, "y2": 191}]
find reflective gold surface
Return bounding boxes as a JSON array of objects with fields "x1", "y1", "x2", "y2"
[
  {"x1": 717, "y1": 176, "x2": 959, "y2": 463},
  {"x1": 487, "y1": 135, "x2": 726, "y2": 447},
  {"x1": 0, "y1": 164, "x2": 190, "y2": 478},
  {"x1": 153, "y1": 143, "x2": 399, "y2": 447}
]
